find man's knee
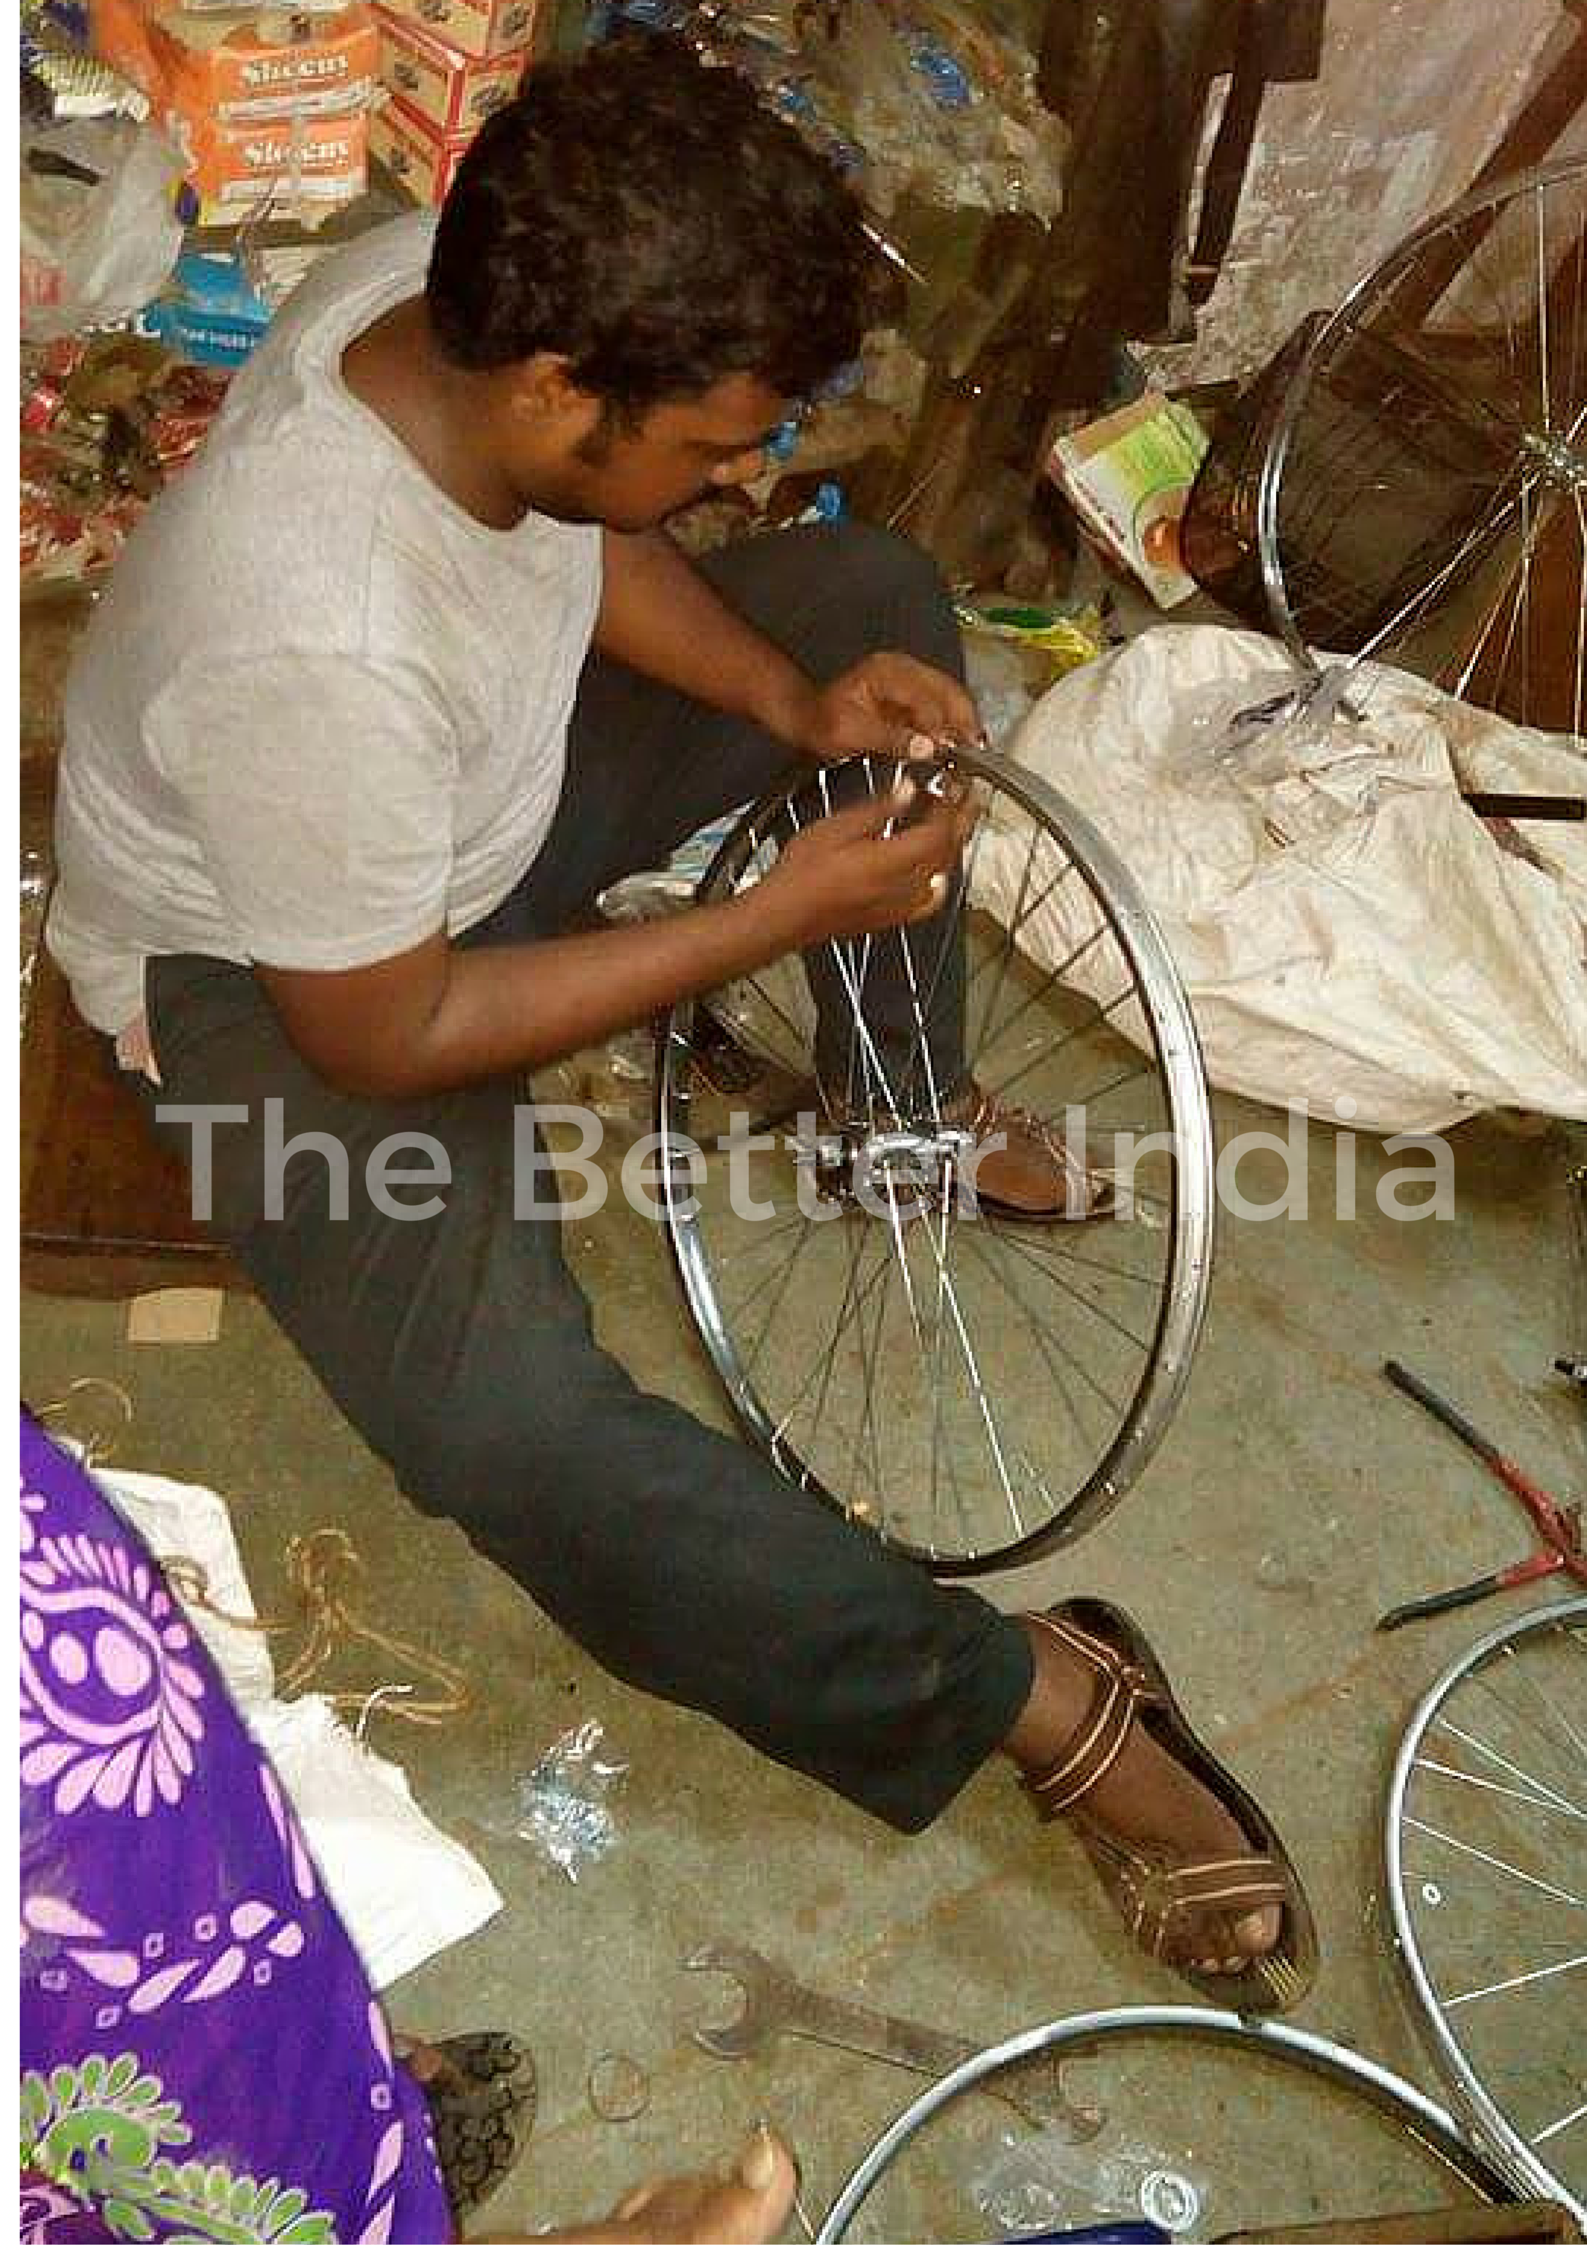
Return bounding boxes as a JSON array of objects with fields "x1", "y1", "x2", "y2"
[
  {"x1": 816, "y1": 521, "x2": 961, "y2": 676},
  {"x1": 817, "y1": 520, "x2": 951, "y2": 610},
  {"x1": 391, "y1": 1330, "x2": 629, "y2": 1524}
]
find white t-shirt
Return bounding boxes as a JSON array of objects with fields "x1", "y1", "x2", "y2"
[{"x1": 48, "y1": 211, "x2": 603, "y2": 1036}]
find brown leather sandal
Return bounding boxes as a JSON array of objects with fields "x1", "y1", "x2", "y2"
[
  {"x1": 944, "y1": 1086, "x2": 1119, "y2": 1224},
  {"x1": 1022, "y1": 1600, "x2": 1317, "y2": 2015}
]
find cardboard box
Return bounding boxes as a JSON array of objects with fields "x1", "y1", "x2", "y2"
[
  {"x1": 92, "y1": 0, "x2": 379, "y2": 123},
  {"x1": 373, "y1": 0, "x2": 536, "y2": 62},
  {"x1": 369, "y1": 89, "x2": 464, "y2": 205},
  {"x1": 178, "y1": 108, "x2": 368, "y2": 218},
  {"x1": 1047, "y1": 391, "x2": 1210, "y2": 610},
  {"x1": 373, "y1": 9, "x2": 523, "y2": 137}
]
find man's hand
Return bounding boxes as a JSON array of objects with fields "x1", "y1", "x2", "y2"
[
  {"x1": 797, "y1": 651, "x2": 980, "y2": 764},
  {"x1": 754, "y1": 772, "x2": 973, "y2": 948},
  {"x1": 257, "y1": 776, "x2": 969, "y2": 1100}
]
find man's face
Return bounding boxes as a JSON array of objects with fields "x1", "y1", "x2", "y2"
[{"x1": 518, "y1": 370, "x2": 793, "y2": 531}]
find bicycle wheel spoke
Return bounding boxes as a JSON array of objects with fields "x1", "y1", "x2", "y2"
[
  {"x1": 987, "y1": 1226, "x2": 1164, "y2": 1291},
  {"x1": 1444, "y1": 1951, "x2": 1586, "y2": 2009},
  {"x1": 1435, "y1": 1714, "x2": 1587, "y2": 1823},
  {"x1": 845, "y1": 1214, "x2": 895, "y2": 1527},
  {"x1": 730, "y1": 1214, "x2": 824, "y2": 1373},
  {"x1": 970, "y1": 843, "x2": 1085, "y2": 1061},
  {"x1": 925, "y1": 1165, "x2": 976, "y2": 1554},
  {"x1": 771, "y1": 1219, "x2": 885, "y2": 1450},
  {"x1": 976, "y1": 1218, "x2": 1156, "y2": 1355},
  {"x1": 972, "y1": 920, "x2": 1111, "y2": 1072},
  {"x1": 1414, "y1": 1754, "x2": 1587, "y2": 1826},
  {"x1": 907, "y1": 1205, "x2": 1027, "y2": 1537},
  {"x1": 958, "y1": 1227, "x2": 1128, "y2": 1422},
  {"x1": 1534, "y1": 2101, "x2": 1587, "y2": 2148},
  {"x1": 1505, "y1": 1634, "x2": 1587, "y2": 1766},
  {"x1": 1536, "y1": 182, "x2": 1555, "y2": 436},
  {"x1": 1353, "y1": 465, "x2": 1532, "y2": 667},
  {"x1": 1402, "y1": 1815, "x2": 1586, "y2": 1910},
  {"x1": 969, "y1": 819, "x2": 1047, "y2": 1054},
  {"x1": 987, "y1": 990, "x2": 1146, "y2": 1108}
]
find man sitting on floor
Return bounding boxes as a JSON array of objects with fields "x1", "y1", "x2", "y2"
[{"x1": 48, "y1": 33, "x2": 1313, "y2": 2007}]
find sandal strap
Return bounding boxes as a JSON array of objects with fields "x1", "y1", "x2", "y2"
[
  {"x1": 1151, "y1": 1855, "x2": 1290, "y2": 1914},
  {"x1": 1095, "y1": 1839, "x2": 1289, "y2": 1960},
  {"x1": 1021, "y1": 1608, "x2": 1158, "y2": 1818}
]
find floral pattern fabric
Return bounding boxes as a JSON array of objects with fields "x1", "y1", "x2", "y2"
[{"x1": 19, "y1": 1411, "x2": 455, "y2": 2245}]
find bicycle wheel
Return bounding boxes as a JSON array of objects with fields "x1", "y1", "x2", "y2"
[
  {"x1": 655, "y1": 745, "x2": 1214, "y2": 1575},
  {"x1": 817, "y1": 2005, "x2": 1529, "y2": 2240},
  {"x1": 1386, "y1": 1595, "x2": 1587, "y2": 2227},
  {"x1": 1257, "y1": 156, "x2": 1587, "y2": 738}
]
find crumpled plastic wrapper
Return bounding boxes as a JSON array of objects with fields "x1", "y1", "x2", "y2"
[
  {"x1": 969, "y1": 2122, "x2": 1208, "y2": 2236},
  {"x1": 515, "y1": 1719, "x2": 629, "y2": 1882},
  {"x1": 20, "y1": 335, "x2": 230, "y2": 588},
  {"x1": 603, "y1": 0, "x2": 1066, "y2": 222}
]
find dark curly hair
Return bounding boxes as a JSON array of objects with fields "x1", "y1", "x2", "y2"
[{"x1": 426, "y1": 34, "x2": 879, "y2": 419}]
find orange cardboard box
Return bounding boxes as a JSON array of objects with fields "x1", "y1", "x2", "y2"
[
  {"x1": 374, "y1": 0, "x2": 537, "y2": 62},
  {"x1": 373, "y1": 9, "x2": 524, "y2": 138},
  {"x1": 369, "y1": 88, "x2": 465, "y2": 204},
  {"x1": 179, "y1": 106, "x2": 368, "y2": 218},
  {"x1": 92, "y1": 0, "x2": 379, "y2": 121}
]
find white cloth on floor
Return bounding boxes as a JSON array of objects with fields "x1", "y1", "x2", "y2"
[{"x1": 100, "y1": 1464, "x2": 502, "y2": 1989}]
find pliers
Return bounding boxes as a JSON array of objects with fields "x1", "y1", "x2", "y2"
[{"x1": 1376, "y1": 1359, "x2": 1585, "y2": 1632}]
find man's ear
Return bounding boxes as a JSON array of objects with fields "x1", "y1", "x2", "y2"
[{"x1": 506, "y1": 352, "x2": 596, "y2": 430}]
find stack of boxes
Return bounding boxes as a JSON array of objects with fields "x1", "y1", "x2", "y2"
[
  {"x1": 91, "y1": 0, "x2": 380, "y2": 225},
  {"x1": 368, "y1": 0, "x2": 538, "y2": 206}
]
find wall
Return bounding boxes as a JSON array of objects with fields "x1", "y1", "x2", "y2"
[{"x1": 1143, "y1": 0, "x2": 1585, "y2": 384}]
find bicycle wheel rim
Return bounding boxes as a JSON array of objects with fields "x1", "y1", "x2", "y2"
[
  {"x1": 817, "y1": 2003, "x2": 1529, "y2": 2239},
  {"x1": 1385, "y1": 1593, "x2": 1587, "y2": 2226},
  {"x1": 656, "y1": 743, "x2": 1214, "y2": 1574}
]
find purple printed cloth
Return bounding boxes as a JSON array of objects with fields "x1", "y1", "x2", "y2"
[{"x1": 19, "y1": 1410, "x2": 456, "y2": 2245}]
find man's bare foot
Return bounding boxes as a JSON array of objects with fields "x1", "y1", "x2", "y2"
[
  {"x1": 1006, "y1": 1615, "x2": 1282, "y2": 1978},
  {"x1": 528, "y1": 2125, "x2": 798, "y2": 2245}
]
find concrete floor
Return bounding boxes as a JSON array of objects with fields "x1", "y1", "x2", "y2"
[{"x1": 20, "y1": 1083, "x2": 1586, "y2": 2235}]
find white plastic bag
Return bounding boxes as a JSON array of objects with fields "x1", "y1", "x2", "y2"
[
  {"x1": 21, "y1": 118, "x2": 185, "y2": 338},
  {"x1": 101, "y1": 1466, "x2": 502, "y2": 1989},
  {"x1": 998, "y1": 626, "x2": 1587, "y2": 1133}
]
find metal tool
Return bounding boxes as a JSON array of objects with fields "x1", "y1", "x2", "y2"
[
  {"x1": 1376, "y1": 1360, "x2": 1586, "y2": 1631},
  {"x1": 683, "y1": 1939, "x2": 1102, "y2": 2138}
]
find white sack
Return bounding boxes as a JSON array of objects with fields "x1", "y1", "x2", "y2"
[
  {"x1": 102, "y1": 1466, "x2": 502, "y2": 1989},
  {"x1": 996, "y1": 626, "x2": 1587, "y2": 1134}
]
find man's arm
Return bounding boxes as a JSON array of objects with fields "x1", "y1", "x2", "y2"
[
  {"x1": 596, "y1": 528, "x2": 978, "y2": 760},
  {"x1": 258, "y1": 782, "x2": 970, "y2": 1099}
]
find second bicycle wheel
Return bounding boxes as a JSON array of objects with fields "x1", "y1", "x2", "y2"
[
  {"x1": 655, "y1": 745, "x2": 1214, "y2": 1574},
  {"x1": 1256, "y1": 156, "x2": 1587, "y2": 736},
  {"x1": 1386, "y1": 1595, "x2": 1587, "y2": 2227}
]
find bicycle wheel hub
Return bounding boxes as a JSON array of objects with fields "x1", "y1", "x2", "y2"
[
  {"x1": 797, "y1": 1121, "x2": 977, "y2": 1215},
  {"x1": 1520, "y1": 426, "x2": 1587, "y2": 492}
]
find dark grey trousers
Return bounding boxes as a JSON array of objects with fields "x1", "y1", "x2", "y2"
[{"x1": 138, "y1": 522, "x2": 1033, "y2": 1832}]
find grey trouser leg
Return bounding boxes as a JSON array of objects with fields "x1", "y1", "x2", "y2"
[{"x1": 139, "y1": 522, "x2": 1031, "y2": 1832}]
